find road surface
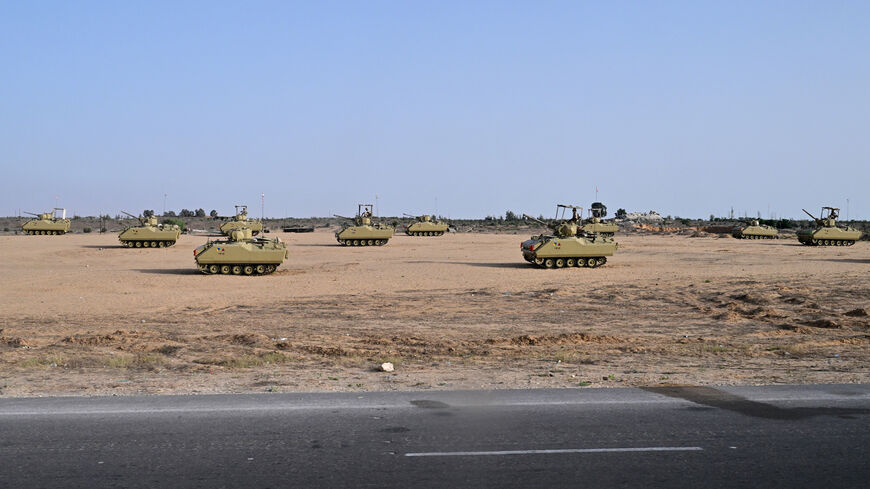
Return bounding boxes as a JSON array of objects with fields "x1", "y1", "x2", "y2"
[{"x1": 1, "y1": 385, "x2": 868, "y2": 488}]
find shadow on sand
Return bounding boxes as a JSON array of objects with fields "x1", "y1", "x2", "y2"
[{"x1": 135, "y1": 268, "x2": 200, "y2": 275}]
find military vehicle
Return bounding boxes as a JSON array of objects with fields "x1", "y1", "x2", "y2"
[
  {"x1": 403, "y1": 213, "x2": 449, "y2": 236},
  {"x1": 194, "y1": 228, "x2": 288, "y2": 275},
  {"x1": 797, "y1": 207, "x2": 862, "y2": 246},
  {"x1": 220, "y1": 205, "x2": 264, "y2": 236},
  {"x1": 118, "y1": 211, "x2": 182, "y2": 248},
  {"x1": 732, "y1": 219, "x2": 778, "y2": 239},
  {"x1": 521, "y1": 205, "x2": 618, "y2": 268},
  {"x1": 21, "y1": 208, "x2": 70, "y2": 235},
  {"x1": 581, "y1": 203, "x2": 619, "y2": 237},
  {"x1": 334, "y1": 204, "x2": 394, "y2": 246}
]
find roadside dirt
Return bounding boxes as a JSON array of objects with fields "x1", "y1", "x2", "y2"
[{"x1": 1, "y1": 230, "x2": 868, "y2": 396}]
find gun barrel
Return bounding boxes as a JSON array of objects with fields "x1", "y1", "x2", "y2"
[
  {"x1": 121, "y1": 211, "x2": 138, "y2": 219},
  {"x1": 522, "y1": 214, "x2": 546, "y2": 225},
  {"x1": 801, "y1": 208, "x2": 817, "y2": 220},
  {"x1": 403, "y1": 213, "x2": 415, "y2": 218},
  {"x1": 333, "y1": 214, "x2": 352, "y2": 220},
  {"x1": 23, "y1": 211, "x2": 39, "y2": 216}
]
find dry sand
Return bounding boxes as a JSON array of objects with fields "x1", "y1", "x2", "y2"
[{"x1": 1, "y1": 230, "x2": 868, "y2": 397}]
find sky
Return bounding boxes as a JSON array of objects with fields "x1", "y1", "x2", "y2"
[{"x1": 1, "y1": 1, "x2": 868, "y2": 220}]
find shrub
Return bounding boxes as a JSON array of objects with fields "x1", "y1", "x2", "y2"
[
  {"x1": 82, "y1": 227, "x2": 92, "y2": 233},
  {"x1": 615, "y1": 208, "x2": 627, "y2": 219}
]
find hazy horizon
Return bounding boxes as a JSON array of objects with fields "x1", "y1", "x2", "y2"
[{"x1": 2, "y1": 2, "x2": 868, "y2": 220}]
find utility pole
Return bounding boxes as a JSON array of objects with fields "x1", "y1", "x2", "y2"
[
  {"x1": 261, "y1": 193, "x2": 265, "y2": 220},
  {"x1": 163, "y1": 193, "x2": 167, "y2": 215},
  {"x1": 375, "y1": 194, "x2": 379, "y2": 216}
]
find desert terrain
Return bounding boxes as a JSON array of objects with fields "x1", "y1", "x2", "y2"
[{"x1": 1, "y1": 229, "x2": 868, "y2": 397}]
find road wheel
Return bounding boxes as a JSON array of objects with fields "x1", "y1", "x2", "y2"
[
  {"x1": 232, "y1": 265, "x2": 242, "y2": 275},
  {"x1": 243, "y1": 266, "x2": 254, "y2": 275},
  {"x1": 586, "y1": 258, "x2": 597, "y2": 267},
  {"x1": 135, "y1": 241, "x2": 142, "y2": 248},
  {"x1": 555, "y1": 258, "x2": 565, "y2": 268},
  {"x1": 266, "y1": 265, "x2": 276, "y2": 273},
  {"x1": 256, "y1": 265, "x2": 265, "y2": 274},
  {"x1": 352, "y1": 240, "x2": 359, "y2": 246},
  {"x1": 158, "y1": 241, "x2": 165, "y2": 248},
  {"x1": 208, "y1": 265, "x2": 219, "y2": 274},
  {"x1": 544, "y1": 258, "x2": 555, "y2": 268},
  {"x1": 566, "y1": 258, "x2": 576, "y2": 267},
  {"x1": 367, "y1": 240, "x2": 374, "y2": 246}
]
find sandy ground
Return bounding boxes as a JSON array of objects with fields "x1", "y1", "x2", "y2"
[{"x1": 1, "y1": 229, "x2": 868, "y2": 397}]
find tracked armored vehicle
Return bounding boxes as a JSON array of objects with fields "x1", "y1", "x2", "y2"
[
  {"x1": 521, "y1": 205, "x2": 618, "y2": 268},
  {"x1": 732, "y1": 220, "x2": 778, "y2": 239},
  {"x1": 220, "y1": 205, "x2": 263, "y2": 236},
  {"x1": 21, "y1": 208, "x2": 70, "y2": 235},
  {"x1": 334, "y1": 204, "x2": 394, "y2": 246},
  {"x1": 194, "y1": 228, "x2": 287, "y2": 275},
  {"x1": 404, "y1": 214, "x2": 449, "y2": 236},
  {"x1": 118, "y1": 211, "x2": 181, "y2": 248},
  {"x1": 797, "y1": 207, "x2": 862, "y2": 246},
  {"x1": 580, "y1": 202, "x2": 618, "y2": 237}
]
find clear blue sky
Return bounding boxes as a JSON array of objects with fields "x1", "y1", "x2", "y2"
[{"x1": 2, "y1": 1, "x2": 868, "y2": 219}]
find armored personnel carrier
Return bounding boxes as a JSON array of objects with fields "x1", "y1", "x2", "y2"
[
  {"x1": 404, "y1": 213, "x2": 449, "y2": 236},
  {"x1": 521, "y1": 205, "x2": 618, "y2": 268},
  {"x1": 732, "y1": 219, "x2": 778, "y2": 239},
  {"x1": 797, "y1": 207, "x2": 862, "y2": 246},
  {"x1": 220, "y1": 205, "x2": 263, "y2": 236},
  {"x1": 579, "y1": 202, "x2": 618, "y2": 237},
  {"x1": 118, "y1": 211, "x2": 181, "y2": 248},
  {"x1": 194, "y1": 228, "x2": 288, "y2": 275},
  {"x1": 334, "y1": 204, "x2": 394, "y2": 246},
  {"x1": 21, "y1": 208, "x2": 70, "y2": 235}
]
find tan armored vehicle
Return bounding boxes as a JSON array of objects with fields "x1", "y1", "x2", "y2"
[
  {"x1": 220, "y1": 205, "x2": 263, "y2": 236},
  {"x1": 797, "y1": 207, "x2": 862, "y2": 246},
  {"x1": 334, "y1": 204, "x2": 394, "y2": 246},
  {"x1": 194, "y1": 228, "x2": 287, "y2": 275},
  {"x1": 21, "y1": 208, "x2": 70, "y2": 235},
  {"x1": 118, "y1": 211, "x2": 181, "y2": 248},
  {"x1": 521, "y1": 205, "x2": 618, "y2": 268},
  {"x1": 732, "y1": 219, "x2": 778, "y2": 239},
  {"x1": 404, "y1": 213, "x2": 449, "y2": 236},
  {"x1": 580, "y1": 202, "x2": 618, "y2": 237}
]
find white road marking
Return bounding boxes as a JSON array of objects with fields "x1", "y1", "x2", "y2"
[{"x1": 405, "y1": 446, "x2": 704, "y2": 457}]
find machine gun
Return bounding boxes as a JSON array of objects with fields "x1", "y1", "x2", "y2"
[
  {"x1": 804, "y1": 207, "x2": 840, "y2": 227},
  {"x1": 403, "y1": 213, "x2": 431, "y2": 222},
  {"x1": 523, "y1": 213, "x2": 578, "y2": 238},
  {"x1": 121, "y1": 211, "x2": 158, "y2": 227}
]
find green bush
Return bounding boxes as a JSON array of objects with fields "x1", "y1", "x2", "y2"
[{"x1": 82, "y1": 227, "x2": 92, "y2": 233}]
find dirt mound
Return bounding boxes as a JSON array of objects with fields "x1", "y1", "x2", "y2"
[
  {"x1": 506, "y1": 333, "x2": 622, "y2": 346},
  {"x1": 61, "y1": 330, "x2": 159, "y2": 347},
  {"x1": 731, "y1": 292, "x2": 773, "y2": 305},
  {"x1": 1, "y1": 336, "x2": 31, "y2": 348},
  {"x1": 844, "y1": 308, "x2": 868, "y2": 317},
  {"x1": 212, "y1": 333, "x2": 272, "y2": 346},
  {"x1": 802, "y1": 318, "x2": 840, "y2": 329}
]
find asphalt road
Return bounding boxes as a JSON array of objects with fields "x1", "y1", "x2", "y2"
[{"x1": 1, "y1": 385, "x2": 868, "y2": 488}]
